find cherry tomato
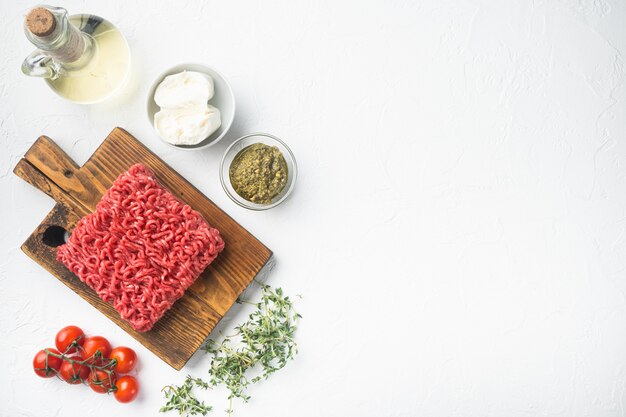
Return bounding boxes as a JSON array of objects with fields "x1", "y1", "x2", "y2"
[
  {"x1": 33, "y1": 348, "x2": 62, "y2": 378},
  {"x1": 89, "y1": 369, "x2": 117, "y2": 394},
  {"x1": 82, "y1": 336, "x2": 111, "y2": 364},
  {"x1": 58, "y1": 355, "x2": 89, "y2": 384},
  {"x1": 54, "y1": 325, "x2": 85, "y2": 354},
  {"x1": 114, "y1": 375, "x2": 139, "y2": 403},
  {"x1": 109, "y1": 346, "x2": 137, "y2": 374}
]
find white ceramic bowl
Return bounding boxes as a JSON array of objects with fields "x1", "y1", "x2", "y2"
[{"x1": 146, "y1": 63, "x2": 235, "y2": 150}]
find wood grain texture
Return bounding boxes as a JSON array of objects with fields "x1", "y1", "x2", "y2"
[{"x1": 13, "y1": 128, "x2": 272, "y2": 370}]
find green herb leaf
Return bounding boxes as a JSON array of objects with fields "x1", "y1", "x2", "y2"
[
  {"x1": 161, "y1": 282, "x2": 301, "y2": 417},
  {"x1": 202, "y1": 282, "x2": 301, "y2": 413},
  {"x1": 160, "y1": 375, "x2": 212, "y2": 416}
]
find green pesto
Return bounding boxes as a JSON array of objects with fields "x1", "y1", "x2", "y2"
[{"x1": 229, "y1": 143, "x2": 288, "y2": 204}]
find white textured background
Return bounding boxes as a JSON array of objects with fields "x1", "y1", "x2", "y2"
[{"x1": 2, "y1": 0, "x2": 626, "y2": 416}]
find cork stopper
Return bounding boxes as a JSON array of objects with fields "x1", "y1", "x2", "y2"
[{"x1": 26, "y1": 7, "x2": 56, "y2": 37}]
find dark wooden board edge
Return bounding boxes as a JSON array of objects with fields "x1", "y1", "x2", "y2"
[{"x1": 14, "y1": 130, "x2": 275, "y2": 369}]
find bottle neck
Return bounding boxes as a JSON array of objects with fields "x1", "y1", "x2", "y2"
[{"x1": 25, "y1": 5, "x2": 93, "y2": 66}]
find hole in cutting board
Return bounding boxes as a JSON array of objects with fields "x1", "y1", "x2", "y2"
[{"x1": 42, "y1": 225, "x2": 69, "y2": 247}]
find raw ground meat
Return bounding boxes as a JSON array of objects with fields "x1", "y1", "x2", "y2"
[{"x1": 57, "y1": 163, "x2": 225, "y2": 332}]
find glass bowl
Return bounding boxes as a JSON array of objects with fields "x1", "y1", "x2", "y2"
[{"x1": 220, "y1": 133, "x2": 297, "y2": 210}]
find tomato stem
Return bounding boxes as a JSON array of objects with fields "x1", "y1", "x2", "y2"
[{"x1": 43, "y1": 348, "x2": 117, "y2": 393}]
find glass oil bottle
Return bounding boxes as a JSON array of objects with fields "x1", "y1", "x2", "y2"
[{"x1": 22, "y1": 5, "x2": 131, "y2": 104}]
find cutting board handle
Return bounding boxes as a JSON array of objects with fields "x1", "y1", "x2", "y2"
[
  {"x1": 14, "y1": 135, "x2": 79, "y2": 198},
  {"x1": 13, "y1": 135, "x2": 102, "y2": 215},
  {"x1": 13, "y1": 136, "x2": 89, "y2": 247},
  {"x1": 25, "y1": 135, "x2": 81, "y2": 180}
]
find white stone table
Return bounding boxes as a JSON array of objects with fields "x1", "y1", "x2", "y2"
[{"x1": 1, "y1": 1, "x2": 626, "y2": 416}]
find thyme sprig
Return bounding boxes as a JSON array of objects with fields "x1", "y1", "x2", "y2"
[
  {"x1": 203, "y1": 282, "x2": 301, "y2": 415},
  {"x1": 160, "y1": 375, "x2": 212, "y2": 416},
  {"x1": 160, "y1": 282, "x2": 301, "y2": 416}
]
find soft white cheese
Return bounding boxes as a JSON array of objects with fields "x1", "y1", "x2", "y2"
[
  {"x1": 153, "y1": 70, "x2": 222, "y2": 145},
  {"x1": 154, "y1": 105, "x2": 221, "y2": 146},
  {"x1": 154, "y1": 71, "x2": 214, "y2": 108}
]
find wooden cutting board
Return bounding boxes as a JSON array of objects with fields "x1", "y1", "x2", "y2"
[{"x1": 13, "y1": 127, "x2": 272, "y2": 370}]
